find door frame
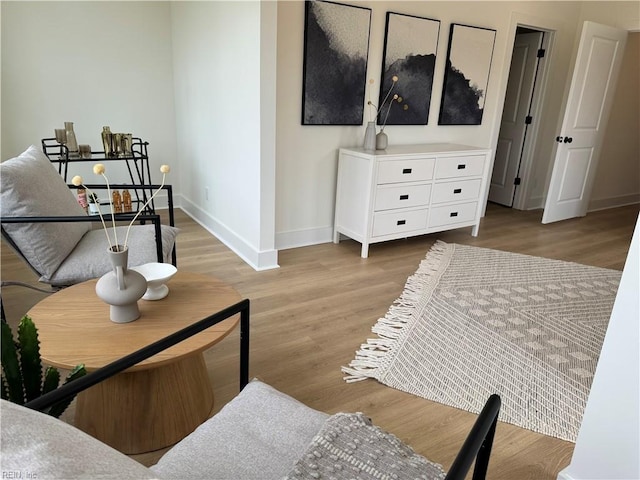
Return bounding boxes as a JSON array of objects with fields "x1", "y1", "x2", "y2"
[
  {"x1": 511, "y1": 28, "x2": 552, "y2": 210},
  {"x1": 490, "y1": 28, "x2": 547, "y2": 209},
  {"x1": 483, "y1": 13, "x2": 562, "y2": 216}
]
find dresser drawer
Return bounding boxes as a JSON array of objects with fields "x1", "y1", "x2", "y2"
[
  {"x1": 374, "y1": 184, "x2": 431, "y2": 211},
  {"x1": 372, "y1": 208, "x2": 428, "y2": 237},
  {"x1": 435, "y1": 155, "x2": 485, "y2": 179},
  {"x1": 431, "y1": 179, "x2": 482, "y2": 204},
  {"x1": 377, "y1": 158, "x2": 435, "y2": 184},
  {"x1": 429, "y1": 202, "x2": 478, "y2": 228}
]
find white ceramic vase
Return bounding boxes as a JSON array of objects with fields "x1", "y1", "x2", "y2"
[
  {"x1": 95, "y1": 246, "x2": 147, "y2": 323},
  {"x1": 363, "y1": 122, "x2": 376, "y2": 151},
  {"x1": 376, "y1": 131, "x2": 388, "y2": 150}
]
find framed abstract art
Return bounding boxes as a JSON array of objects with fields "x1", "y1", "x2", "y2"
[
  {"x1": 377, "y1": 12, "x2": 440, "y2": 125},
  {"x1": 439, "y1": 23, "x2": 496, "y2": 125},
  {"x1": 301, "y1": 1, "x2": 372, "y2": 125}
]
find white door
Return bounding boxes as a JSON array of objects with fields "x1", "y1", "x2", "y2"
[
  {"x1": 489, "y1": 32, "x2": 543, "y2": 206},
  {"x1": 542, "y1": 21, "x2": 627, "y2": 224}
]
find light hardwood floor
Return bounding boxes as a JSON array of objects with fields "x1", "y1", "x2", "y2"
[{"x1": 2, "y1": 203, "x2": 638, "y2": 479}]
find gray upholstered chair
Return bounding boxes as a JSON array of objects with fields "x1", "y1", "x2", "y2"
[{"x1": 0, "y1": 145, "x2": 178, "y2": 289}]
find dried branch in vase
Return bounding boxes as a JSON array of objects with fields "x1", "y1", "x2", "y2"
[{"x1": 367, "y1": 75, "x2": 408, "y2": 132}]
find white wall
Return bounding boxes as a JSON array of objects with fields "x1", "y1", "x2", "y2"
[
  {"x1": 259, "y1": 1, "x2": 278, "y2": 262},
  {"x1": 1, "y1": 0, "x2": 277, "y2": 270},
  {"x1": 589, "y1": 32, "x2": 640, "y2": 211},
  {"x1": 169, "y1": 1, "x2": 277, "y2": 269},
  {"x1": 558, "y1": 215, "x2": 640, "y2": 480},
  {"x1": 0, "y1": 1, "x2": 177, "y2": 185}
]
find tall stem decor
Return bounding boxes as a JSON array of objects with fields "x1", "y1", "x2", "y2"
[{"x1": 71, "y1": 164, "x2": 171, "y2": 323}]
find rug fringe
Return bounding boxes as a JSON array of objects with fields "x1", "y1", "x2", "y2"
[{"x1": 342, "y1": 241, "x2": 453, "y2": 383}]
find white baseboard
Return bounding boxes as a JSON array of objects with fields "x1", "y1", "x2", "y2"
[
  {"x1": 525, "y1": 195, "x2": 545, "y2": 210},
  {"x1": 177, "y1": 194, "x2": 279, "y2": 271},
  {"x1": 516, "y1": 193, "x2": 639, "y2": 213},
  {"x1": 275, "y1": 226, "x2": 334, "y2": 250},
  {"x1": 588, "y1": 193, "x2": 640, "y2": 212}
]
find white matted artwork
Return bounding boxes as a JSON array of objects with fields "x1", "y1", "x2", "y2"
[
  {"x1": 378, "y1": 12, "x2": 440, "y2": 125},
  {"x1": 439, "y1": 23, "x2": 496, "y2": 125},
  {"x1": 301, "y1": 1, "x2": 372, "y2": 125}
]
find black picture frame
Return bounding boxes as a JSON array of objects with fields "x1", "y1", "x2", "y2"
[
  {"x1": 438, "y1": 23, "x2": 496, "y2": 125},
  {"x1": 377, "y1": 12, "x2": 440, "y2": 126},
  {"x1": 301, "y1": 0, "x2": 372, "y2": 125}
]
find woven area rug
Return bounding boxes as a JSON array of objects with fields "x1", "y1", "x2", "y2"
[{"x1": 342, "y1": 241, "x2": 621, "y2": 442}]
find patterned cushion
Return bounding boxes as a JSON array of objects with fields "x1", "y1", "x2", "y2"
[
  {"x1": 284, "y1": 413, "x2": 446, "y2": 479},
  {"x1": 0, "y1": 145, "x2": 91, "y2": 280}
]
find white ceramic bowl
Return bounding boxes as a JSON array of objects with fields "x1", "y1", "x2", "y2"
[{"x1": 130, "y1": 263, "x2": 177, "y2": 301}]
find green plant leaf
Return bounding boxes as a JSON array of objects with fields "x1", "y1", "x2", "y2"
[
  {"x1": 17, "y1": 315, "x2": 43, "y2": 402},
  {"x1": 1, "y1": 373, "x2": 10, "y2": 400},
  {"x1": 66, "y1": 364, "x2": 88, "y2": 381},
  {"x1": 1, "y1": 321, "x2": 24, "y2": 403},
  {"x1": 48, "y1": 364, "x2": 87, "y2": 418},
  {"x1": 42, "y1": 366, "x2": 60, "y2": 395}
]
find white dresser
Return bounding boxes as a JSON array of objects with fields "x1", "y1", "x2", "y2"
[{"x1": 333, "y1": 144, "x2": 492, "y2": 258}]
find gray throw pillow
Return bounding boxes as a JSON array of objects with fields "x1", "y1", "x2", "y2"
[
  {"x1": 48, "y1": 224, "x2": 179, "y2": 285},
  {"x1": 0, "y1": 145, "x2": 91, "y2": 280}
]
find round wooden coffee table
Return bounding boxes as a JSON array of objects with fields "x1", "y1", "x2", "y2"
[{"x1": 27, "y1": 271, "x2": 241, "y2": 454}]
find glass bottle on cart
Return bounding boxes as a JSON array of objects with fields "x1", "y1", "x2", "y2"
[{"x1": 65, "y1": 122, "x2": 78, "y2": 156}]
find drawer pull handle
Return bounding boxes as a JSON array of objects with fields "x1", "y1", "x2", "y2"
[
  {"x1": 453, "y1": 188, "x2": 462, "y2": 194},
  {"x1": 457, "y1": 164, "x2": 466, "y2": 170},
  {"x1": 397, "y1": 220, "x2": 406, "y2": 225},
  {"x1": 402, "y1": 168, "x2": 412, "y2": 174},
  {"x1": 450, "y1": 212, "x2": 459, "y2": 217},
  {"x1": 399, "y1": 194, "x2": 409, "y2": 200}
]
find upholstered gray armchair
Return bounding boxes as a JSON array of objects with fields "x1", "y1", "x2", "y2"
[{"x1": 0, "y1": 145, "x2": 178, "y2": 289}]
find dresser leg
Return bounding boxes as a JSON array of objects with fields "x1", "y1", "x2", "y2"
[
  {"x1": 360, "y1": 243, "x2": 369, "y2": 258},
  {"x1": 472, "y1": 224, "x2": 480, "y2": 237}
]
